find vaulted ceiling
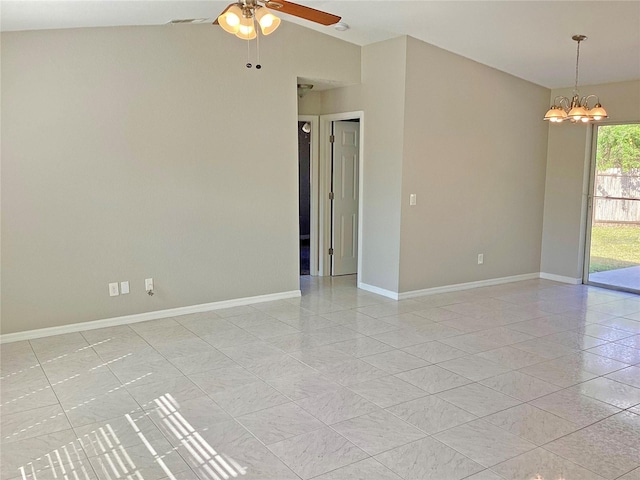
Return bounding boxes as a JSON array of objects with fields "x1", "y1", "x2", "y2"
[{"x1": 2, "y1": 1, "x2": 639, "y2": 88}]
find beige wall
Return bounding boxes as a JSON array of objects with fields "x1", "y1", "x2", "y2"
[
  {"x1": 1, "y1": 23, "x2": 360, "y2": 334},
  {"x1": 314, "y1": 35, "x2": 550, "y2": 294},
  {"x1": 301, "y1": 35, "x2": 551, "y2": 295},
  {"x1": 5, "y1": 21, "x2": 633, "y2": 335},
  {"x1": 319, "y1": 85, "x2": 363, "y2": 115},
  {"x1": 297, "y1": 91, "x2": 322, "y2": 116},
  {"x1": 296, "y1": 38, "x2": 406, "y2": 293},
  {"x1": 397, "y1": 37, "x2": 549, "y2": 292},
  {"x1": 357, "y1": 37, "x2": 407, "y2": 292},
  {"x1": 541, "y1": 80, "x2": 640, "y2": 279},
  {"x1": 299, "y1": 69, "x2": 409, "y2": 290}
]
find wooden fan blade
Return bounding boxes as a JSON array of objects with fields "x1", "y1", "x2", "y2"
[
  {"x1": 264, "y1": 0, "x2": 341, "y2": 26},
  {"x1": 213, "y1": 3, "x2": 235, "y2": 25}
]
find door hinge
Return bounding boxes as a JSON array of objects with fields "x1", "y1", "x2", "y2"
[
  {"x1": 329, "y1": 192, "x2": 334, "y2": 200},
  {"x1": 328, "y1": 248, "x2": 334, "y2": 255},
  {"x1": 329, "y1": 135, "x2": 335, "y2": 143}
]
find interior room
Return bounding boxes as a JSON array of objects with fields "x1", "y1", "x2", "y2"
[{"x1": 1, "y1": 1, "x2": 640, "y2": 479}]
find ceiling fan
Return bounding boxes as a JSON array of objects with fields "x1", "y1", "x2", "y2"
[
  {"x1": 211, "y1": 0, "x2": 341, "y2": 68},
  {"x1": 215, "y1": 0, "x2": 341, "y2": 38}
]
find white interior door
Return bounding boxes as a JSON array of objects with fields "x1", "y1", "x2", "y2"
[{"x1": 331, "y1": 121, "x2": 359, "y2": 275}]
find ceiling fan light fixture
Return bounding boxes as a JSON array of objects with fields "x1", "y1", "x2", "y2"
[
  {"x1": 235, "y1": 15, "x2": 256, "y2": 40},
  {"x1": 218, "y1": 4, "x2": 242, "y2": 34},
  {"x1": 214, "y1": 0, "x2": 340, "y2": 67},
  {"x1": 255, "y1": 7, "x2": 281, "y2": 35}
]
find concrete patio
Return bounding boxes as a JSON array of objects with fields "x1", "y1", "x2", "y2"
[{"x1": 589, "y1": 265, "x2": 640, "y2": 292}]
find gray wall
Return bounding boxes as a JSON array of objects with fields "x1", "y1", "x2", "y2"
[
  {"x1": 1, "y1": 23, "x2": 360, "y2": 334},
  {"x1": 540, "y1": 80, "x2": 640, "y2": 280}
]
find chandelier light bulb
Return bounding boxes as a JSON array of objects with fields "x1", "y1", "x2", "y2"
[
  {"x1": 543, "y1": 105, "x2": 568, "y2": 122},
  {"x1": 589, "y1": 104, "x2": 608, "y2": 121}
]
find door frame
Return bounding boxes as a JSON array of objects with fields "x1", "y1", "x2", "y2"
[
  {"x1": 582, "y1": 120, "x2": 639, "y2": 292},
  {"x1": 318, "y1": 111, "x2": 364, "y2": 277},
  {"x1": 581, "y1": 122, "x2": 597, "y2": 286},
  {"x1": 298, "y1": 115, "x2": 320, "y2": 276}
]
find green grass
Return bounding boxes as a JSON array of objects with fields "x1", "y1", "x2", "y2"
[{"x1": 589, "y1": 224, "x2": 640, "y2": 273}]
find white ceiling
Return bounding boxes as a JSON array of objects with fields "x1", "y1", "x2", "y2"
[{"x1": 2, "y1": 1, "x2": 639, "y2": 89}]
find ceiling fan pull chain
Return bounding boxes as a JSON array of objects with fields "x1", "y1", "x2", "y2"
[
  {"x1": 256, "y1": 21, "x2": 262, "y2": 69},
  {"x1": 246, "y1": 35, "x2": 252, "y2": 68}
]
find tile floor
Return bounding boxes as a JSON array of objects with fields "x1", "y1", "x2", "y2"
[{"x1": 1, "y1": 275, "x2": 640, "y2": 480}]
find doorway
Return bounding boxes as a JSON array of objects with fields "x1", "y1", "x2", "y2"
[
  {"x1": 584, "y1": 122, "x2": 640, "y2": 293},
  {"x1": 298, "y1": 120, "x2": 311, "y2": 275},
  {"x1": 298, "y1": 115, "x2": 319, "y2": 276}
]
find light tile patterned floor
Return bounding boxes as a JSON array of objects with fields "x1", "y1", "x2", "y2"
[{"x1": 1, "y1": 275, "x2": 640, "y2": 480}]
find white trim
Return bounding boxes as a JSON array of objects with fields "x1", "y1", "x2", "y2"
[
  {"x1": 540, "y1": 272, "x2": 583, "y2": 285},
  {"x1": 358, "y1": 282, "x2": 399, "y2": 300},
  {"x1": 398, "y1": 273, "x2": 541, "y2": 300},
  {"x1": 0, "y1": 290, "x2": 301, "y2": 344}
]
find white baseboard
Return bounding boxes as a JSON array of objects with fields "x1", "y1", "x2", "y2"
[
  {"x1": 357, "y1": 282, "x2": 399, "y2": 300},
  {"x1": 0, "y1": 290, "x2": 301, "y2": 344},
  {"x1": 539, "y1": 272, "x2": 583, "y2": 285},
  {"x1": 398, "y1": 273, "x2": 541, "y2": 300}
]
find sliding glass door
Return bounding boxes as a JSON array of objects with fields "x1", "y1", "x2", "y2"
[{"x1": 584, "y1": 123, "x2": 640, "y2": 293}]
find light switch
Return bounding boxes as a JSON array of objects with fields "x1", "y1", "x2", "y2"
[{"x1": 120, "y1": 281, "x2": 130, "y2": 295}]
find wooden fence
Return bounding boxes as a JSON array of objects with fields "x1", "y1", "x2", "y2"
[{"x1": 594, "y1": 169, "x2": 640, "y2": 224}]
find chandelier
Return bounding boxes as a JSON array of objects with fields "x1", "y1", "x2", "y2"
[{"x1": 544, "y1": 35, "x2": 608, "y2": 124}]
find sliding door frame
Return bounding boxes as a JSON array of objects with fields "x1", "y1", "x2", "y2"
[{"x1": 583, "y1": 120, "x2": 640, "y2": 294}]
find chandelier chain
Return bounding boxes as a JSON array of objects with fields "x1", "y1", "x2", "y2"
[{"x1": 574, "y1": 39, "x2": 581, "y2": 94}]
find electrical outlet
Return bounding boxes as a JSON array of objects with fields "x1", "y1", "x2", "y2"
[
  {"x1": 109, "y1": 283, "x2": 119, "y2": 297},
  {"x1": 145, "y1": 278, "x2": 154, "y2": 291},
  {"x1": 478, "y1": 254, "x2": 484, "y2": 265},
  {"x1": 120, "y1": 281, "x2": 130, "y2": 295},
  {"x1": 410, "y1": 194, "x2": 417, "y2": 206}
]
